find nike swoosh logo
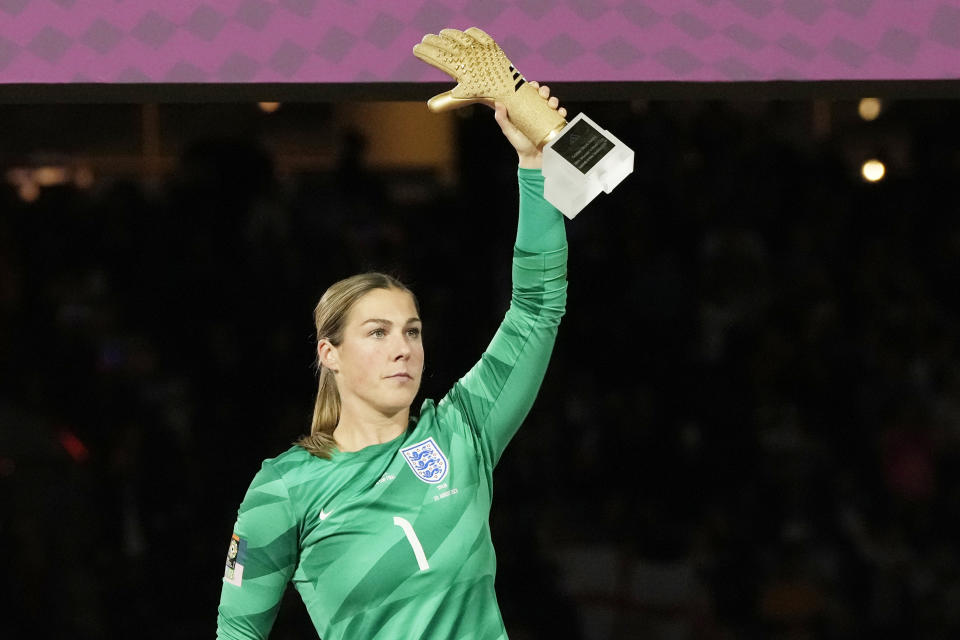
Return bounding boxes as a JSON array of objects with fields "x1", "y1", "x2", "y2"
[{"x1": 319, "y1": 509, "x2": 333, "y2": 521}]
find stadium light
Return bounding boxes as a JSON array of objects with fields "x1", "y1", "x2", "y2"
[
  {"x1": 861, "y1": 159, "x2": 886, "y2": 182},
  {"x1": 858, "y1": 98, "x2": 882, "y2": 121}
]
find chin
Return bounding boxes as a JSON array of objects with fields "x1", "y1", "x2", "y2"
[{"x1": 379, "y1": 390, "x2": 420, "y2": 414}]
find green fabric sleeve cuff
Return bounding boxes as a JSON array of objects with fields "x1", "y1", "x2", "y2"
[{"x1": 516, "y1": 168, "x2": 566, "y2": 253}]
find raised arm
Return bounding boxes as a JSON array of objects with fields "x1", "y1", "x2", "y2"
[
  {"x1": 494, "y1": 81, "x2": 567, "y2": 171},
  {"x1": 439, "y1": 85, "x2": 569, "y2": 468}
]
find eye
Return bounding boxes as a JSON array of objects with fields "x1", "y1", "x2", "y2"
[
  {"x1": 406, "y1": 327, "x2": 422, "y2": 338},
  {"x1": 370, "y1": 327, "x2": 387, "y2": 338}
]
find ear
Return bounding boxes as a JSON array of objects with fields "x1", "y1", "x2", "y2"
[{"x1": 318, "y1": 339, "x2": 339, "y2": 373}]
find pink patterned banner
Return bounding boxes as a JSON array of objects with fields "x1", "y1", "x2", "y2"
[{"x1": 0, "y1": 0, "x2": 959, "y2": 83}]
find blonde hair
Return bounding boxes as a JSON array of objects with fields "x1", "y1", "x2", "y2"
[{"x1": 295, "y1": 272, "x2": 417, "y2": 458}]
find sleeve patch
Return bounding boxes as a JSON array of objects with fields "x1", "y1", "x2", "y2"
[{"x1": 223, "y1": 533, "x2": 247, "y2": 586}]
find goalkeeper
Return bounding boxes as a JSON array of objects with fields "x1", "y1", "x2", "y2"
[{"x1": 217, "y1": 31, "x2": 570, "y2": 640}]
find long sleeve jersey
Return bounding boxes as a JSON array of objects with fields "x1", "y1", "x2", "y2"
[{"x1": 217, "y1": 168, "x2": 567, "y2": 640}]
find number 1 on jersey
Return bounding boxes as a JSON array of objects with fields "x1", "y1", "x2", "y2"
[{"x1": 393, "y1": 516, "x2": 429, "y2": 571}]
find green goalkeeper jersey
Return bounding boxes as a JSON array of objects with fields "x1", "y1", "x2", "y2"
[{"x1": 217, "y1": 169, "x2": 567, "y2": 640}]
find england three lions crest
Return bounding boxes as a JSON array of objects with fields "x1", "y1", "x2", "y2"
[{"x1": 401, "y1": 437, "x2": 449, "y2": 484}]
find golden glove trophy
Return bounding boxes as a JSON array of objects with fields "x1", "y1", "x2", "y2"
[{"x1": 413, "y1": 27, "x2": 634, "y2": 219}]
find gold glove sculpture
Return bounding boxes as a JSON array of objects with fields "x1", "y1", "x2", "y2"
[{"x1": 413, "y1": 27, "x2": 567, "y2": 148}]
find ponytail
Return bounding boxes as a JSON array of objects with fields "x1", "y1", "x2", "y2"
[{"x1": 295, "y1": 367, "x2": 341, "y2": 458}]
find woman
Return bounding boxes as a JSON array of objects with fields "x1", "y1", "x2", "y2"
[{"x1": 217, "y1": 84, "x2": 568, "y2": 639}]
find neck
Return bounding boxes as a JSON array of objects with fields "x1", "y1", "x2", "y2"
[{"x1": 333, "y1": 404, "x2": 409, "y2": 453}]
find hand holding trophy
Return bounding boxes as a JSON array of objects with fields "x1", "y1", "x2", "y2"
[{"x1": 413, "y1": 27, "x2": 634, "y2": 219}]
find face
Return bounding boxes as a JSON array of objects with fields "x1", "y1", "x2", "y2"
[{"x1": 322, "y1": 287, "x2": 424, "y2": 417}]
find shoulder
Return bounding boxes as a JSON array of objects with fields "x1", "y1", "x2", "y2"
[
  {"x1": 423, "y1": 392, "x2": 474, "y2": 437},
  {"x1": 241, "y1": 446, "x2": 330, "y2": 518},
  {"x1": 420, "y1": 397, "x2": 456, "y2": 429},
  {"x1": 413, "y1": 397, "x2": 470, "y2": 438},
  {"x1": 418, "y1": 397, "x2": 437, "y2": 418},
  {"x1": 258, "y1": 445, "x2": 329, "y2": 484},
  {"x1": 267, "y1": 444, "x2": 315, "y2": 466}
]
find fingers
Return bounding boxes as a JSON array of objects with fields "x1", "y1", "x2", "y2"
[
  {"x1": 427, "y1": 90, "x2": 487, "y2": 112},
  {"x1": 421, "y1": 33, "x2": 458, "y2": 55},
  {"x1": 531, "y1": 82, "x2": 552, "y2": 102},
  {"x1": 495, "y1": 101, "x2": 541, "y2": 165},
  {"x1": 412, "y1": 37, "x2": 459, "y2": 77},
  {"x1": 529, "y1": 81, "x2": 567, "y2": 116},
  {"x1": 493, "y1": 102, "x2": 517, "y2": 135},
  {"x1": 412, "y1": 41, "x2": 447, "y2": 62},
  {"x1": 494, "y1": 102, "x2": 529, "y2": 149},
  {"x1": 464, "y1": 27, "x2": 496, "y2": 47},
  {"x1": 427, "y1": 90, "x2": 457, "y2": 113},
  {"x1": 439, "y1": 28, "x2": 472, "y2": 47},
  {"x1": 494, "y1": 102, "x2": 514, "y2": 135},
  {"x1": 493, "y1": 102, "x2": 508, "y2": 126}
]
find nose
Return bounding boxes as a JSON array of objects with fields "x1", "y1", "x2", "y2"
[{"x1": 393, "y1": 334, "x2": 411, "y2": 360}]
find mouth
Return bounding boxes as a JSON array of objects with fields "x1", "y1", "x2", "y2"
[{"x1": 387, "y1": 373, "x2": 413, "y2": 380}]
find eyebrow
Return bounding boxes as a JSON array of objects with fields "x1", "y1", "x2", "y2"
[{"x1": 361, "y1": 317, "x2": 421, "y2": 326}]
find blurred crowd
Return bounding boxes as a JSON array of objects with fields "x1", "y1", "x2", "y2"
[{"x1": 2, "y1": 99, "x2": 960, "y2": 639}]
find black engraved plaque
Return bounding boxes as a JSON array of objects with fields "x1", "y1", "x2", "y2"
[{"x1": 550, "y1": 119, "x2": 616, "y2": 174}]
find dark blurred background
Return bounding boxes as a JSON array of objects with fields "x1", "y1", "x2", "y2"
[{"x1": 2, "y1": 96, "x2": 960, "y2": 639}]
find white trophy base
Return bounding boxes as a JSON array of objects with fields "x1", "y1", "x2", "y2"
[{"x1": 542, "y1": 112, "x2": 634, "y2": 219}]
